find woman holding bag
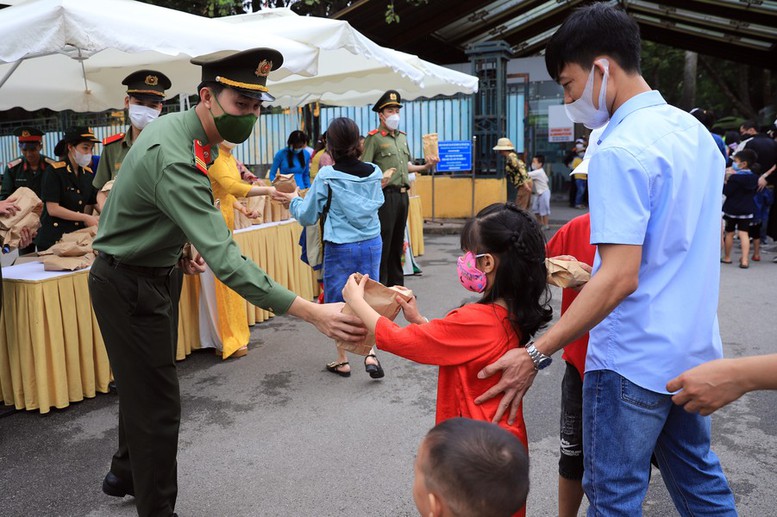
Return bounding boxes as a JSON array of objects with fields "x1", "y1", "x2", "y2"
[
  {"x1": 269, "y1": 130, "x2": 311, "y2": 189},
  {"x1": 201, "y1": 140, "x2": 276, "y2": 359},
  {"x1": 274, "y1": 118, "x2": 386, "y2": 378}
]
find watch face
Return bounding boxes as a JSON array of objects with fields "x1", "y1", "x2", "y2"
[{"x1": 537, "y1": 356, "x2": 553, "y2": 370}]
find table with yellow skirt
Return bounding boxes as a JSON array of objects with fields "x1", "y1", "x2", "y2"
[
  {"x1": 0, "y1": 201, "x2": 425, "y2": 414},
  {"x1": 0, "y1": 220, "x2": 318, "y2": 414}
]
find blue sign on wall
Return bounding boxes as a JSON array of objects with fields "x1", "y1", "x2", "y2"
[{"x1": 437, "y1": 140, "x2": 472, "y2": 172}]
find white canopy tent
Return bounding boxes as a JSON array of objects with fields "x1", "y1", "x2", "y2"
[
  {"x1": 223, "y1": 9, "x2": 478, "y2": 108},
  {"x1": 0, "y1": 0, "x2": 317, "y2": 111}
]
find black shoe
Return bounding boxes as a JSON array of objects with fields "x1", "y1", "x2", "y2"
[
  {"x1": 102, "y1": 471, "x2": 134, "y2": 498},
  {"x1": 364, "y1": 354, "x2": 385, "y2": 379}
]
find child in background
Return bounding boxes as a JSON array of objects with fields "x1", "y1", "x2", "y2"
[
  {"x1": 545, "y1": 213, "x2": 595, "y2": 517},
  {"x1": 413, "y1": 418, "x2": 529, "y2": 517},
  {"x1": 529, "y1": 154, "x2": 551, "y2": 230},
  {"x1": 342, "y1": 203, "x2": 552, "y2": 517},
  {"x1": 722, "y1": 149, "x2": 759, "y2": 268}
]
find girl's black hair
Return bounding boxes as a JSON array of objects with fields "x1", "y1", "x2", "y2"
[
  {"x1": 325, "y1": 117, "x2": 362, "y2": 162},
  {"x1": 285, "y1": 130, "x2": 308, "y2": 169},
  {"x1": 460, "y1": 203, "x2": 552, "y2": 344}
]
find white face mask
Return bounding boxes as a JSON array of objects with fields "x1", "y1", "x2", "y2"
[
  {"x1": 73, "y1": 149, "x2": 92, "y2": 168},
  {"x1": 384, "y1": 113, "x2": 400, "y2": 131},
  {"x1": 128, "y1": 103, "x2": 161, "y2": 130},
  {"x1": 564, "y1": 59, "x2": 610, "y2": 130},
  {"x1": 531, "y1": 163, "x2": 541, "y2": 170}
]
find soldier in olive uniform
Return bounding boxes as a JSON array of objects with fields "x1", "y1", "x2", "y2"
[
  {"x1": 1, "y1": 127, "x2": 52, "y2": 201},
  {"x1": 360, "y1": 90, "x2": 436, "y2": 287},
  {"x1": 94, "y1": 69, "x2": 171, "y2": 211},
  {"x1": 35, "y1": 128, "x2": 100, "y2": 251},
  {"x1": 90, "y1": 48, "x2": 365, "y2": 517}
]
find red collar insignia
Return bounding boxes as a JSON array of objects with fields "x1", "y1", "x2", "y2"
[{"x1": 193, "y1": 140, "x2": 211, "y2": 176}]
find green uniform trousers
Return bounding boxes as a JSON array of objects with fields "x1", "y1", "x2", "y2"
[
  {"x1": 89, "y1": 254, "x2": 184, "y2": 517},
  {"x1": 378, "y1": 188, "x2": 409, "y2": 287}
]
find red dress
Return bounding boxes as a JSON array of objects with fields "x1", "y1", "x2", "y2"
[
  {"x1": 545, "y1": 213, "x2": 595, "y2": 379},
  {"x1": 376, "y1": 303, "x2": 529, "y2": 516}
]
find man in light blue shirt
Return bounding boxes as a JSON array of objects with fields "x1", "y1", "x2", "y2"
[{"x1": 474, "y1": 4, "x2": 736, "y2": 515}]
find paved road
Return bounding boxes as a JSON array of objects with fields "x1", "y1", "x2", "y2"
[{"x1": 1, "y1": 229, "x2": 775, "y2": 516}]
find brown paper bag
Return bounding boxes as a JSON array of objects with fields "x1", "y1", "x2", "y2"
[
  {"x1": 43, "y1": 253, "x2": 95, "y2": 271},
  {"x1": 336, "y1": 273, "x2": 414, "y2": 356},
  {"x1": 245, "y1": 196, "x2": 265, "y2": 225},
  {"x1": 272, "y1": 173, "x2": 297, "y2": 193},
  {"x1": 100, "y1": 179, "x2": 115, "y2": 193},
  {"x1": 0, "y1": 187, "x2": 43, "y2": 248},
  {"x1": 233, "y1": 198, "x2": 253, "y2": 230},
  {"x1": 59, "y1": 226, "x2": 98, "y2": 243},
  {"x1": 47, "y1": 240, "x2": 93, "y2": 257},
  {"x1": 382, "y1": 167, "x2": 397, "y2": 181},
  {"x1": 545, "y1": 258, "x2": 591, "y2": 289},
  {"x1": 0, "y1": 187, "x2": 43, "y2": 230},
  {"x1": 422, "y1": 133, "x2": 439, "y2": 162}
]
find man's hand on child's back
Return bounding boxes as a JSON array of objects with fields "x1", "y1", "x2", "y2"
[{"x1": 475, "y1": 348, "x2": 538, "y2": 425}]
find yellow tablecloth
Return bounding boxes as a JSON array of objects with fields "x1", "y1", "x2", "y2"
[
  {"x1": 408, "y1": 195, "x2": 424, "y2": 257},
  {"x1": 0, "y1": 220, "x2": 318, "y2": 413}
]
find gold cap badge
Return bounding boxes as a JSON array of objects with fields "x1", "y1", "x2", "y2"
[
  {"x1": 145, "y1": 75, "x2": 159, "y2": 86},
  {"x1": 21, "y1": 130, "x2": 30, "y2": 137},
  {"x1": 255, "y1": 59, "x2": 273, "y2": 78}
]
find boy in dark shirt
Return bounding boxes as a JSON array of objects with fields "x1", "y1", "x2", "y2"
[{"x1": 722, "y1": 149, "x2": 759, "y2": 268}]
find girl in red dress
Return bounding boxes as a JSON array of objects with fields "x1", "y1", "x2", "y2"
[{"x1": 342, "y1": 203, "x2": 552, "y2": 517}]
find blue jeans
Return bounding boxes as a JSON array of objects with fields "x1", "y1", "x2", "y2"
[
  {"x1": 323, "y1": 235, "x2": 382, "y2": 303},
  {"x1": 583, "y1": 370, "x2": 736, "y2": 516},
  {"x1": 575, "y1": 178, "x2": 587, "y2": 206}
]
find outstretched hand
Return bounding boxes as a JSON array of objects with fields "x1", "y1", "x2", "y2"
[
  {"x1": 474, "y1": 348, "x2": 537, "y2": 424},
  {"x1": 394, "y1": 288, "x2": 424, "y2": 324},
  {"x1": 666, "y1": 358, "x2": 747, "y2": 416},
  {"x1": 341, "y1": 273, "x2": 368, "y2": 305},
  {"x1": 311, "y1": 302, "x2": 367, "y2": 342}
]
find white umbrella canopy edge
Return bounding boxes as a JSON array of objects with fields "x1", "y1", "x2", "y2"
[{"x1": 0, "y1": 0, "x2": 319, "y2": 111}]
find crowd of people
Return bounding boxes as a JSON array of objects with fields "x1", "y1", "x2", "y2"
[{"x1": 1, "y1": 4, "x2": 776, "y2": 517}]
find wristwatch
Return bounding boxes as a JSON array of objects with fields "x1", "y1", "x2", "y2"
[{"x1": 525, "y1": 341, "x2": 553, "y2": 370}]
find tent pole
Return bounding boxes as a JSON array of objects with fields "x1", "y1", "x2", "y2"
[{"x1": 0, "y1": 59, "x2": 23, "y2": 90}]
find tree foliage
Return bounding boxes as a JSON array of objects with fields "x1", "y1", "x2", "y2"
[{"x1": 641, "y1": 41, "x2": 775, "y2": 125}]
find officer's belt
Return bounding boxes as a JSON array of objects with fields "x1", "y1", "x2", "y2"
[
  {"x1": 383, "y1": 185, "x2": 408, "y2": 194},
  {"x1": 97, "y1": 252, "x2": 175, "y2": 277}
]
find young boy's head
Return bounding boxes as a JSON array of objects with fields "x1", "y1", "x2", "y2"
[
  {"x1": 733, "y1": 149, "x2": 758, "y2": 171},
  {"x1": 413, "y1": 418, "x2": 529, "y2": 517},
  {"x1": 531, "y1": 154, "x2": 545, "y2": 170}
]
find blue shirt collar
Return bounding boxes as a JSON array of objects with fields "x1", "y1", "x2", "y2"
[{"x1": 598, "y1": 90, "x2": 666, "y2": 145}]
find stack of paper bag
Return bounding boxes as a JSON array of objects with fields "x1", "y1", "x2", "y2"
[
  {"x1": 545, "y1": 258, "x2": 591, "y2": 289},
  {"x1": 336, "y1": 273, "x2": 414, "y2": 356},
  {"x1": 38, "y1": 227, "x2": 97, "y2": 271},
  {"x1": 0, "y1": 187, "x2": 42, "y2": 249}
]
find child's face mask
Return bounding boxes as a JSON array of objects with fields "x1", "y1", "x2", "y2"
[{"x1": 457, "y1": 251, "x2": 488, "y2": 293}]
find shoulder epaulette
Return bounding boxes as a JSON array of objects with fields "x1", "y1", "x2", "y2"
[
  {"x1": 102, "y1": 132, "x2": 125, "y2": 146},
  {"x1": 44, "y1": 157, "x2": 56, "y2": 165},
  {"x1": 367, "y1": 129, "x2": 379, "y2": 136},
  {"x1": 51, "y1": 161, "x2": 67, "y2": 169},
  {"x1": 193, "y1": 140, "x2": 211, "y2": 176},
  {"x1": 7, "y1": 158, "x2": 21, "y2": 168}
]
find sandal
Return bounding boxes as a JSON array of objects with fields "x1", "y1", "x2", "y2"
[
  {"x1": 326, "y1": 361, "x2": 351, "y2": 377},
  {"x1": 720, "y1": 258, "x2": 732, "y2": 264},
  {"x1": 739, "y1": 260, "x2": 749, "y2": 269},
  {"x1": 364, "y1": 354, "x2": 385, "y2": 379}
]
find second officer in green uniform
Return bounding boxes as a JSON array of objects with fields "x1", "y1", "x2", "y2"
[
  {"x1": 90, "y1": 47, "x2": 365, "y2": 517},
  {"x1": 94, "y1": 69, "x2": 171, "y2": 211},
  {"x1": 361, "y1": 90, "x2": 435, "y2": 287},
  {"x1": 36, "y1": 127, "x2": 100, "y2": 251},
  {"x1": 1, "y1": 127, "x2": 52, "y2": 202}
]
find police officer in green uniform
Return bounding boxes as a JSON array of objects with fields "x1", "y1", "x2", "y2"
[
  {"x1": 94, "y1": 69, "x2": 171, "y2": 211},
  {"x1": 90, "y1": 47, "x2": 365, "y2": 517},
  {"x1": 1, "y1": 127, "x2": 52, "y2": 201},
  {"x1": 360, "y1": 90, "x2": 436, "y2": 286},
  {"x1": 35, "y1": 127, "x2": 100, "y2": 251}
]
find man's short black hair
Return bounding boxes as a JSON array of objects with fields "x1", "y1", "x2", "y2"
[
  {"x1": 197, "y1": 81, "x2": 226, "y2": 101},
  {"x1": 423, "y1": 418, "x2": 529, "y2": 517},
  {"x1": 545, "y1": 3, "x2": 641, "y2": 81},
  {"x1": 533, "y1": 154, "x2": 545, "y2": 165},
  {"x1": 741, "y1": 120, "x2": 757, "y2": 131}
]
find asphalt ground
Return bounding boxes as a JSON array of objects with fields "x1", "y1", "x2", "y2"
[{"x1": 1, "y1": 203, "x2": 776, "y2": 516}]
